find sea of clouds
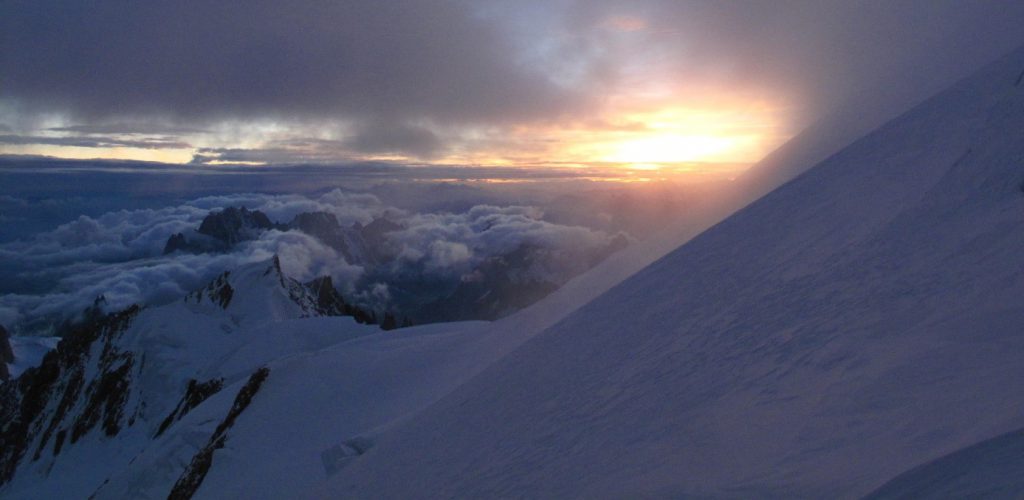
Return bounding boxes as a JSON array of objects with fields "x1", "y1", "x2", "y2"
[{"x1": 0, "y1": 188, "x2": 627, "y2": 334}]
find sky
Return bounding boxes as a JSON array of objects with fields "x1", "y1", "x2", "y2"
[{"x1": 3, "y1": 1, "x2": 1024, "y2": 174}]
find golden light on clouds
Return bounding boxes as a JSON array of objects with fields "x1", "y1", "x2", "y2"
[
  {"x1": 438, "y1": 96, "x2": 793, "y2": 180},
  {"x1": 4, "y1": 88, "x2": 792, "y2": 180},
  {"x1": 0, "y1": 144, "x2": 195, "y2": 164},
  {"x1": 604, "y1": 133, "x2": 741, "y2": 164}
]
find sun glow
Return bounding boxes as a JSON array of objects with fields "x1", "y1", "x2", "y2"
[
  {"x1": 605, "y1": 133, "x2": 741, "y2": 164},
  {"x1": 492, "y1": 99, "x2": 794, "y2": 177}
]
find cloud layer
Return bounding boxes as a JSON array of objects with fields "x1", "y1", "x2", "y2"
[
  {"x1": 4, "y1": 1, "x2": 1024, "y2": 161},
  {"x1": 0, "y1": 1, "x2": 577, "y2": 127},
  {"x1": 0, "y1": 188, "x2": 626, "y2": 334}
]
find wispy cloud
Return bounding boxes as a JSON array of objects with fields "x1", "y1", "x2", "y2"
[{"x1": 0, "y1": 134, "x2": 191, "y2": 150}]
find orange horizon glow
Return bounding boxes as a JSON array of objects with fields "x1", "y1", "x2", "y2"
[
  {"x1": 3, "y1": 95, "x2": 794, "y2": 179},
  {"x1": 435, "y1": 94, "x2": 794, "y2": 176}
]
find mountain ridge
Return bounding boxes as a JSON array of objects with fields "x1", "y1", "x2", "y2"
[{"x1": 0, "y1": 257, "x2": 385, "y2": 496}]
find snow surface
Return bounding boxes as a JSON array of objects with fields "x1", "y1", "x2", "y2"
[
  {"x1": 312, "y1": 44, "x2": 1024, "y2": 498},
  {"x1": 0, "y1": 259, "x2": 391, "y2": 498},
  {"x1": 865, "y1": 427, "x2": 1024, "y2": 499},
  {"x1": 6, "y1": 336, "x2": 60, "y2": 379}
]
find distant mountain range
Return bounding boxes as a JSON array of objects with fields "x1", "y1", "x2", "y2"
[{"x1": 162, "y1": 205, "x2": 626, "y2": 326}]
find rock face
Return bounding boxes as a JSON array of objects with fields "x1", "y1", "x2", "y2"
[
  {"x1": 197, "y1": 207, "x2": 275, "y2": 246},
  {"x1": 156, "y1": 378, "x2": 225, "y2": 438},
  {"x1": 163, "y1": 207, "x2": 281, "y2": 255},
  {"x1": 162, "y1": 232, "x2": 190, "y2": 254},
  {"x1": 0, "y1": 325, "x2": 12, "y2": 381},
  {"x1": 303, "y1": 276, "x2": 376, "y2": 324},
  {"x1": 0, "y1": 325, "x2": 12, "y2": 361},
  {"x1": 186, "y1": 271, "x2": 234, "y2": 309},
  {"x1": 161, "y1": 207, "x2": 386, "y2": 266},
  {"x1": 0, "y1": 305, "x2": 141, "y2": 484},
  {"x1": 167, "y1": 367, "x2": 270, "y2": 500}
]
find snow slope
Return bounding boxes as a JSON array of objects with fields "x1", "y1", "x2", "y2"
[
  {"x1": 865, "y1": 426, "x2": 1024, "y2": 499},
  {"x1": 7, "y1": 336, "x2": 60, "y2": 380},
  {"x1": 318, "y1": 45, "x2": 1024, "y2": 498},
  {"x1": 0, "y1": 258, "x2": 389, "y2": 498}
]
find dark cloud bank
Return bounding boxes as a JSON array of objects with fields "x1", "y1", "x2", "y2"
[
  {"x1": 0, "y1": 0, "x2": 579, "y2": 156},
  {"x1": 4, "y1": 1, "x2": 1024, "y2": 158}
]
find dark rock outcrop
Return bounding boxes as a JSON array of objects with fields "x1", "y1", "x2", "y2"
[
  {"x1": 163, "y1": 207, "x2": 279, "y2": 255},
  {"x1": 167, "y1": 367, "x2": 269, "y2": 500},
  {"x1": 163, "y1": 233, "x2": 190, "y2": 254},
  {"x1": 303, "y1": 276, "x2": 377, "y2": 325},
  {"x1": 304, "y1": 276, "x2": 347, "y2": 316},
  {"x1": 0, "y1": 325, "x2": 12, "y2": 381},
  {"x1": 185, "y1": 272, "x2": 234, "y2": 309},
  {"x1": 197, "y1": 207, "x2": 275, "y2": 246},
  {"x1": 156, "y1": 378, "x2": 225, "y2": 438}
]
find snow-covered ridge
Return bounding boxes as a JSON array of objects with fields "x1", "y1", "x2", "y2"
[{"x1": 0, "y1": 257, "x2": 384, "y2": 498}]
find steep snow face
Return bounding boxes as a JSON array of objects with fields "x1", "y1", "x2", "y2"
[{"x1": 321, "y1": 46, "x2": 1024, "y2": 497}]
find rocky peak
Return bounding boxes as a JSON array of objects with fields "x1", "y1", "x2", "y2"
[
  {"x1": 163, "y1": 233, "x2": 190, "y2": 254},
  {"x1": 184, "y1": 256, "x2": 382, "y2": 325},
  {"x1": 304, "y1": 276, "x2": 346, "y2": 316},
  {"x1": 163, "y1": 207, "x2": 278, "y2": 255},
  {"x1": 197, "y1": 207, "x2": 275, "y2": 246},
  {"x1": 1, "y1": 325, "x2": 12, "y2": 365}
]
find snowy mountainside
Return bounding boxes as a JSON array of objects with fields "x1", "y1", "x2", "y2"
[
  {"x1": 0, "y1": 257, "x2": 389, "y2": 498},
  {"x1": 316, "y1": 45, "x2": 1024, "y2": 497},
  {"x1": 5, "y1": 336, "x2": 60, "y2": 381},
  {"x1": 0, "y1": 226, "x2": 667, "y2": 498}
]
